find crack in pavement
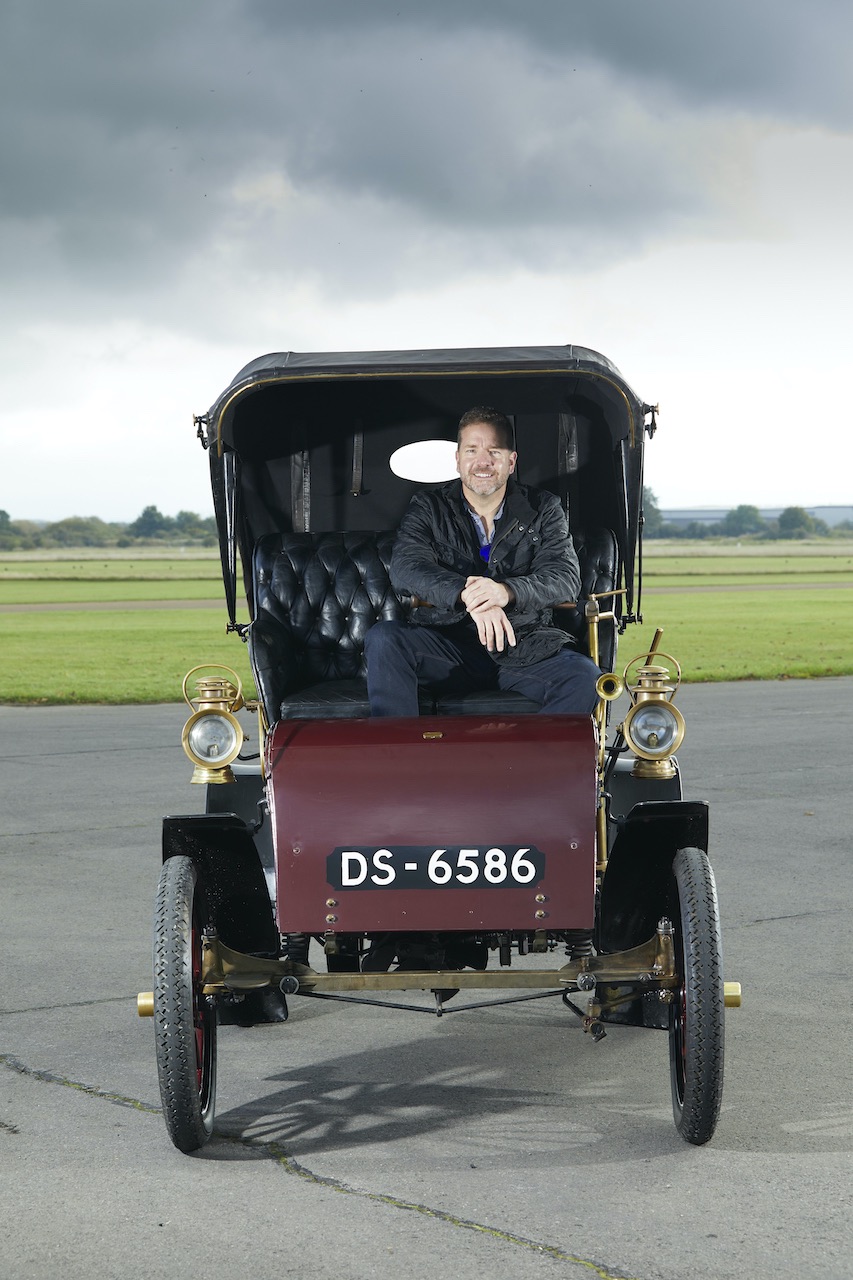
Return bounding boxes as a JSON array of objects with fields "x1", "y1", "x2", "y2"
[
  {"x1": 0, "y1": 823, "x2": 150, "y2": 840},
  {"x1": 746, "y1": 908, "x2": 846, "y2": 926},
  {"x1": 0, "y1": 1052, "x2": 640, "y2": 1280},
  {"x1": 0, "y1": 1053, "x2": 160, "y2": 1115}
]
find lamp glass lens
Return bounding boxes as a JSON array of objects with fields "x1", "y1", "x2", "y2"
[
  {"x1": 188, "y1": 715, "x2": 238, "y2": 762},
  {"x1": 630, "y1": 703, "x2": 678, "y2": 755}
]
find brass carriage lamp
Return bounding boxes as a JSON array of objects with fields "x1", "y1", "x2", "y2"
[
  {"x1": 180, "y1": 665, "x2": 246, "y2": 784},
  {"x1": 620, "y1": 656, "x2": 685, "y2": 780}
]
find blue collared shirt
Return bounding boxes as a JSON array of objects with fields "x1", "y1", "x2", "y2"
[{"x1": 465, "y1": 499, "x2": 505, "y2": 563}]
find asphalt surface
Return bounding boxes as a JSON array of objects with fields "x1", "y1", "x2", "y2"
[{"x1": 1, "y1": 681, "x2": 852, "y2": 1280}]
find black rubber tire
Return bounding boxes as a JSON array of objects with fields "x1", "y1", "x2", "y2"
[
  {"x1": 153, "y1": 856, "x2": 217, "y2": 1152},
  {"x1": 668, "y1": 847, "x2": 725, "y2": 1145}
]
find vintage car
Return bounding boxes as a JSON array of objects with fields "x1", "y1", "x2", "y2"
[{"x1": 137, "y1": 344, "x2": 740, "y2": 1153}]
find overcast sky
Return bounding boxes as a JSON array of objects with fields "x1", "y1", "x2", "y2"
[{"x1": 2, "y1": 1, "x2": 851, "y2": 521}]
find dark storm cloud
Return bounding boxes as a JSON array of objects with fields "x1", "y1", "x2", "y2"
[
  {"x1": 257, "y1": 0, "x2": 853, "y2": 128},
  {"x1": 1, "y1": 0, "x2": 849, "y2": 321}
]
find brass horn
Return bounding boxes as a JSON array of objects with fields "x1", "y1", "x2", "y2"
[{"x1": 596, "y1": 672, "x2": 625, "y2": 701}]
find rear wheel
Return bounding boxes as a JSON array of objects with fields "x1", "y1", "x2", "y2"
[
  {"x1": 668, "y1": 847, "x2": 724, "y2": 1145},
  {"x1": 154, "y1": 856, "x2": 217, "y2": 1152}
]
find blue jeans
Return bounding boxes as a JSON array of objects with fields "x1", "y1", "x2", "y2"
[{"x1": 365, "y1": 620, "x2": 600, "y2": 716}]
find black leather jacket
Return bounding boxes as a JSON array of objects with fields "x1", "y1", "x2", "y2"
[{"x1": 390, "y1": 478, "x2": 581, "y2": 666}]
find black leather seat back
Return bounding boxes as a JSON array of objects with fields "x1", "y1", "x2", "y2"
[
  {"x1": 250, "y1": 527, "x2": 619, "y2": 723},
  {"x1": 251, "y1": 531, "x2": 406, "y2": 721},
  {"x1": 560, "y1": 528, "x2": 620, "y2": 673}
]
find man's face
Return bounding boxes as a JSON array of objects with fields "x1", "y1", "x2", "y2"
[{"x1": 456, "y1": 423, "x2": 517, "y2": 500}]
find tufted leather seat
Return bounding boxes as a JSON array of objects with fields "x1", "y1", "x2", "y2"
[
  {"x1": 252, "y1": 531, "x2": 410, "y2": 721},
  {"x1": 250, "y1": 527, "x2": 618, "y2": 723},
  {"x1": 557, "y1": 527, "x2": 620, "y2": 669}
]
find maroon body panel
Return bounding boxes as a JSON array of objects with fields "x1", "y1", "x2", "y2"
[{"x1": 267, "y1": 715, "x2": 597, "y2": 934}]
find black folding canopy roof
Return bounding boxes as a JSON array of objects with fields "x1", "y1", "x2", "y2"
[{"x1": 198, "y1": 344, "x2": 656, "y2": 628}]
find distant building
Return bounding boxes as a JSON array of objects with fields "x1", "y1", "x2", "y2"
[
  {"x1": 660, "y1": 506, "x2": 853, "y2": 529},
  {"x1": 660, "y1": 509, "x2": 727, "y2": 529},
  {"x1": 808, "y1": 507, "x2": 853, "y2": 528}
]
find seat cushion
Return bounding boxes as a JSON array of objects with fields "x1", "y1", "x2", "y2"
[
  {"x1": 433, "y1": 689, "x2": 542, "y2": 716},
  {"x1": 278, "y1": 679, "x2": 535, "y2": 721},
  {"x1": 280, "y1": 678, "x2": 434, "y2": 721},
  {"x1": 279, "y1": 678, "x2": 373, "y2": 720}
]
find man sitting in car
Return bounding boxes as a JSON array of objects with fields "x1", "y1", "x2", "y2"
[{"x1": 365, "y1": 406, "x2": 600, "y2": 716}]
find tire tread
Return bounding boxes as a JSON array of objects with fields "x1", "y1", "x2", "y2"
[
  {"x1": 153, "y1": 856, "x2": 216, "y2": 1152},
  {"x1": 669, "y1": 846, "x2": 725, "y2": 1145}
]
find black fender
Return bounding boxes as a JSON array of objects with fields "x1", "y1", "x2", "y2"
[
  {"x1": 607, "y1": 756, "x2": 683, "y2": 824},
  {"x1": 204, "y1": 764, "x2": 276, "y2": 890},
  {"x1": 597, "y1": 799, "x2": 709, "y2": 954},
  {"x1": 162, "y1": 814, "x2": 278, "y2": 955}
]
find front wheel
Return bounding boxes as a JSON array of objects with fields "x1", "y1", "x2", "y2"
[
  {"x1": 153, "y1": 855, "x2": 217, "y2": 1152},
  {"x1": 668, "y1": 847, "x2": 724, "y2": 1145}
]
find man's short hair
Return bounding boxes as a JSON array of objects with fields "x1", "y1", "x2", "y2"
[{"x1": 457, "y1": 406, "x2": 514, "y2": 451}]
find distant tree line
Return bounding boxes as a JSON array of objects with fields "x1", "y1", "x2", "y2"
[
  {"x1": 0, "y1": 506, "x2": 217, "y2": 550},
  {"x1": 1, "y1": 497, "x2": 849, "y2": 550},
  {"x1": 642, "y1": 491, "x2": 851, "y2": 540}
]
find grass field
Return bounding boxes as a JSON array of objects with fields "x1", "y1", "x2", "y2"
[
  {"x1": 1, "y1": 545, "x2": 852, "y2": 703},
  {"x1": 0, "y1": 609, "x2": 253, "y2": 703},
  {"x1": 620, "y1": 589, "x2": 853, "y2": 682}
]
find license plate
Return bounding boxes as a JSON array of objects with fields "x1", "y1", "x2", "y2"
[{"x1": 327, "y1": 845, "x2": 545, "y2": 890}]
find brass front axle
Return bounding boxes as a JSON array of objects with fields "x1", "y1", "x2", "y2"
[
  {"x1": 135, "y1": 924, "x2": 742, "y2": 1014},
  {"x1": 198, "y1": 927, "x2": 677, "y2": 996}
]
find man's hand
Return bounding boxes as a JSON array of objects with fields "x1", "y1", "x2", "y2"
[
  {"x1": 469, "y1": 603, "x2": 516, "y2": 652},
  {"x1": 461, "y1": 576, "x2": 516, "y2": 651},
  {"x1": 461, "y1": 576, "x2": 512, "y2": 612}
]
